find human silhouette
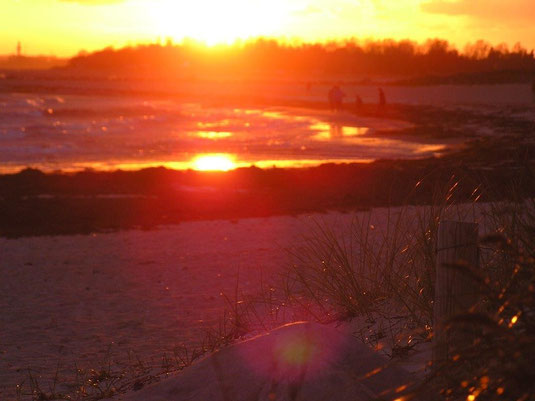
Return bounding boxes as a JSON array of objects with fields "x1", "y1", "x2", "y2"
[
  {"x1": 328, "y1": 85, "x2": 345, "y2": 111},
  {"x1": 378, "y1": 88, "x2": 386, "y2": 108},
  {"x1": 355, "y1": 95, "x2": 363, "y2": 112}
]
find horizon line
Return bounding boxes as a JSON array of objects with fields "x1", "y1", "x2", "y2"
[{"x1": 3, "y1": 35, "x2": 535, "y2": 59}]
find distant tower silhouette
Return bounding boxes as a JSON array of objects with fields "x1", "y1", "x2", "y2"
[{"x1": 16, "y1": 41, "x2": 22, "y2": 57}]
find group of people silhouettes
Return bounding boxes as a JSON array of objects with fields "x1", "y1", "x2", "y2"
[
  {"x1": 326, "y1": 81, "x2": 535, "y2": 111},
  {"x1": 327, "y1": 85, "x2": 386, "y2": 112}
]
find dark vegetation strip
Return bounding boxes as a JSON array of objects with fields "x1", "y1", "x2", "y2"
[{"x1": 1, "y1": 143, "x2": 534, "y2": 238}]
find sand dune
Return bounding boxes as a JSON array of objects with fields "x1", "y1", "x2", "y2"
[{"x1": 117, "y1": 322, "x2": 414, "y2": 401}]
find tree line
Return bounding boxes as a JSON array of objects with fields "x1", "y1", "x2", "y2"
[{"x1": 66, "y1": 38, "x2": 535, "y2": 80}]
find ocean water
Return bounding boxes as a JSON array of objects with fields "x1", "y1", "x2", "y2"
[{"x1": 0, "y1": 82, "x2": 533, "y2": 173}]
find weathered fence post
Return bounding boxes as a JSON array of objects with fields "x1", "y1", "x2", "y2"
[{"x1": 432, "y1": 220, "x2": 479, "y2": 366}]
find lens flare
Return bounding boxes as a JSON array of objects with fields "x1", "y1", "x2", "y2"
[
  {"x1": 276, "y1": 336, "x2": 317, "y2": 367},
  {"x1": 238, "y1": 322, "x2": 348, "y2": 385}
]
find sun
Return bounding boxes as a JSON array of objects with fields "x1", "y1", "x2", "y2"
[
  {"x1": 150, "y1": 0, "x2": 288, "y2": 45},
  {"x1": 192, "y1": 154, "x2": 237, "y2": 171}
]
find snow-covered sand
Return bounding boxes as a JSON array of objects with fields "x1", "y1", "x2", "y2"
[
  {"x1": 116, "y1": 321, "x2": 415, "y2": 401},
  {"x1": 0, "y1": 212, "x2": 357, "y2": 399},
  {"x1": 1, "y1": 202, "x2": 494, "y2": 399}
]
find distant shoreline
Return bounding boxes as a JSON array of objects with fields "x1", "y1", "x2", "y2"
[{"x1": 2, "y1": 67, "x2": 534, "y2": 88}]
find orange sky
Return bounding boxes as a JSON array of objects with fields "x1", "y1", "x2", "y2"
[{"x1": 2, "y1": 0, "x2": 535, "y2": 56}]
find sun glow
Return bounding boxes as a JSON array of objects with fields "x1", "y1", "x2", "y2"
[
  {"x1": 192, "y1": 154, "x2": 237, "y2": 171},
  {"x1": 151, "y1": 0, "x2": 288, "y2": 45}
]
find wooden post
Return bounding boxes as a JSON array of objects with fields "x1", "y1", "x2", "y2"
[{"x1": 432, "y1": 221, "x2": 479, "y2": 366}]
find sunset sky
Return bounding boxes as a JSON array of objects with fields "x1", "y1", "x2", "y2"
[{"x1": 2, "y1": 0, "x2": 535, "y2": 57}]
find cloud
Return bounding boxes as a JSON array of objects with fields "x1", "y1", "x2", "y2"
[
  {"x1": 421, "y1": 0, "x2": 535, "y2": 22},
  {"x1": 58, "y1": 0, "x2": 125, "y2": 4}
]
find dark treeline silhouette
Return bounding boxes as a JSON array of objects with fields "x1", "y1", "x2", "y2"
[
  {"x1": 64, "y1": 38, "x2": 535, "y2": 81},
  {"x1": 0, "y1": 55, "x2": 67, "y2": 70}
]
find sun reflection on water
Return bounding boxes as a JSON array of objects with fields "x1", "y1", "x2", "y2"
[
  {"x1": 414, "y1": 144, "x2": 446, "y2": 154},
  {"x1": 311, "y1": 122, "x2": 370, "y2": 141},
  {"x1": 193, "y1": 131, "x2": 233, "y2": 139},
  {"x1": 0, "y1": 102, "x2": 451, "y2": 174},
  {"x1": 197, "y1": 120, "x2": 232, "y2": 129}
]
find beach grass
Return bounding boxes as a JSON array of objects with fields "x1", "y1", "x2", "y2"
[{"x1": 13, "y1": 178, "x2": 535, "y2": 401}]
